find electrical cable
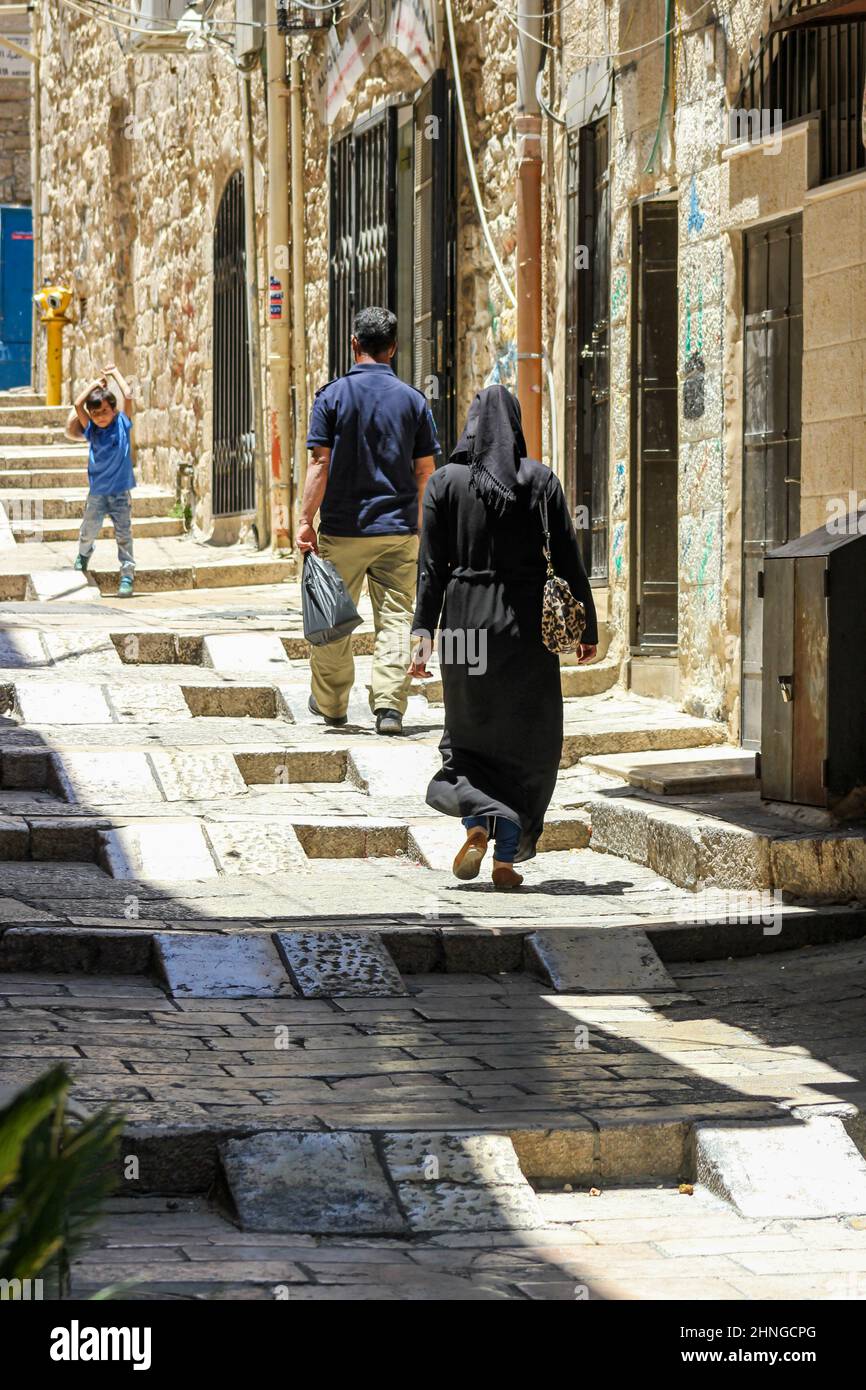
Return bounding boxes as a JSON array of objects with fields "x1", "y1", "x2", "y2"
[
  {"x1": 485, "y1": 0, "x2": 717, "y2": 60},
  {"x1": 54, "y1": 0, "x2": 333, "y2": 30},
  {"x1": 443, "y1": 0, "x2": 515, "y2": 311},
  {"x1": 644, "y1": 0, "x2": 674, "y2": 171}
]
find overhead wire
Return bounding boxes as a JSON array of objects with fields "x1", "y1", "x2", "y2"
[{"x1": 484, "y1": 0, "x2": 718, "y2": 59}]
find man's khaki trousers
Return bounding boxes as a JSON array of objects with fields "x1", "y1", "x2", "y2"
[{"x1": 311, "y1": 532, "x2": 419, "y2": 718}]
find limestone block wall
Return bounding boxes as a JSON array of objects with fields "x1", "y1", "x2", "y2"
[
  {"x1": 37, "y1": 0, "x2": 268, "y2": 535},
  {"x1": 799, "y1": 178, "x2": 866, "y2": 536},
  {"x1": 296, "y1": 1, "x2": 516, "y2": 438},
  {"x1": 0, "y1": 1, "x2": 31, "y2": 204},
  {"x1": 548, "y1": 0, "x2": 799, "y2": 727}
]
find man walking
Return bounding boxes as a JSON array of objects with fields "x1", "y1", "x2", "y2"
[{"x1": 298, "y1": 307, "x2": 439, "y2": 736}]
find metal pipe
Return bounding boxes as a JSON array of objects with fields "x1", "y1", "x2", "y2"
[
  {"x1": 239, "y1": 65, "x2": 270, "y2": 548},
  {"x1": 265, "y1": 0, "x2": 292, "y2": 549},
  {"x1": 289, "y1": 47, "x2": 308, "y2": 515},
  {"x1": 516, "y1": 0, "x2": 544, "y2": 459}
]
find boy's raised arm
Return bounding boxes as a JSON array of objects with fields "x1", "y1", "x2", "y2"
[
  {"x1": 71, "y1": 378, "x2": 103, "y2": 433},
  {"x1": 104, "y1": 363, "x2": 133, "y2": 418}
]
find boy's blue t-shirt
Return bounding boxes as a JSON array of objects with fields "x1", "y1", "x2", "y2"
[{"x1": 84, "y1": 412, "x2": 135, "y2": 494}]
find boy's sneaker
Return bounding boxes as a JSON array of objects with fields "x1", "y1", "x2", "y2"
[
  {"x1": 118, "y1": 575, "x2": 134, "y2": 598},
  {"x1": 73, "y1": 554, "x2": 89, "y2": 573}
]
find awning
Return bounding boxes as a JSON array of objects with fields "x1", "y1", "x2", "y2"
[{"x1": 770, "y1": 0, "x2": 866, "y2": 33}]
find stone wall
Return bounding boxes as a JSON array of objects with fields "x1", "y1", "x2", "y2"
[
  {"x1": 297, "y1": 2, "x2": 516, "y2": 437},
  {"x1": 548, "y1": 0, "x2": 837, "y2": 730},
  {"x1": 0, "y1": 0, "x2": 31, "y2": 204}
]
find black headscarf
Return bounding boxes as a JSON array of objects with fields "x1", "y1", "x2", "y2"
[{"x1": 450, "y1": 384, "x2": 528, "y2": 518}]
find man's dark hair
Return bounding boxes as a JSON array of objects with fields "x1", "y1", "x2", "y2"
[
  {"x1": 353, "y1": 306, "x2": 397, "y2": 356},
  {"x1": 85, "y1": 387, "x2": 116, "y2": 413}
]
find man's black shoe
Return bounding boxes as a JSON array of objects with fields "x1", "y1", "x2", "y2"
[
  {"x1": 375, "y1": 708, "x2": 403, "y2": 736},
  {"x1": 308, "y1": 694, "x2": 347, "y2": 727}
]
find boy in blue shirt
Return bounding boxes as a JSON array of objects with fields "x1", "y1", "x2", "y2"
[{"x1": 66, "y1": 364, "x2": 136, "y2": 597}]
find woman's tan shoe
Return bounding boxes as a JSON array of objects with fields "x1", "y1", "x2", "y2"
[
  {"x1": 492, "y1": 861, "x2": 524, "y2": 890},
  {"x1": 452, "y1": 827, "x2": 489, "y2": 880}
]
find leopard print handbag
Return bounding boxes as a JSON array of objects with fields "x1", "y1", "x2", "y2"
[{"x1": 539, "y1": 492, "x2": 586, "y2": 654}]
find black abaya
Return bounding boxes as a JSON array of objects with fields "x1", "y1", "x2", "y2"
[{"x1": 412, "y1": 457, "x2": 598, "y2": 863}]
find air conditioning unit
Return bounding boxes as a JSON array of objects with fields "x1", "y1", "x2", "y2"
[
  {"x1": 235, "y1": 0, "x2": 265, "y2": 60},
  {"x1": 127, "y1": 0, "x2": 195, "y2": 53}
]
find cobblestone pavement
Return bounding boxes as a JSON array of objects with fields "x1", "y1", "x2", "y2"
[
  {"x1": 1, "y1": 514, "x2": 865, "y2": 1301},
  {"x1": 0, "y1": 581, "x2": 730, "y2": 928},
  {"x1": 3, "y1": 942, "x2": 865, "y2": 1131},
  {"x1": 71, "y1": 1186, "x2": 866, "y2": 1301}
]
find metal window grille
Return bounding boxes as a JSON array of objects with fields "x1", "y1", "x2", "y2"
[
  {"x1": 212, "y1": 170, "x2": 256, "y2": 517},
  {"x1": 328, "y1": 109, "x2": 397, "y2": 379},
  {"x1": 737, "y1": 0, "x2": 866, "y2": 182}
]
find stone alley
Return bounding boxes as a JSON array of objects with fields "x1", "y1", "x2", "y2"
[
  {"x1": 2, "y1": 390, "x2": 866, "y2": 1303},
  {"x1": 2, "y1": 0, "x2": 866, "y2": 1332}
]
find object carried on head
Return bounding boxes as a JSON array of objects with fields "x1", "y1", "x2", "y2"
[{"x1": 301, "y1": 550, "x2": 363, "y2": 646}]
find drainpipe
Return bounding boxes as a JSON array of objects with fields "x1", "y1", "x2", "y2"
[
  {"x1": 265, "y1": 0, "x2": 292, "y2": 550},
  {"x1": 516, "y1": 0, "x2": 544, "y2": 460},
  {"x1": 239, "y1": 64, "x2": 270, "y2": 548},
  {"x1": 289, "y1": 47, "x2": 308, "y2": 516}
]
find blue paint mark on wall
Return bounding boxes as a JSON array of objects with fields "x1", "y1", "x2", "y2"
[{"x1": 687, "y1": 176, "x2": 705, "y2": 236}]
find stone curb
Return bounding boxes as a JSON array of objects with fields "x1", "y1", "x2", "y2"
[{"x1": 0, "y1": 907, "x2": 863, "y2": 975}]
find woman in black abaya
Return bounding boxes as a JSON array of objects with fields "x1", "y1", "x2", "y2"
[{"x1": 409, "y1": 385, "x2": 598, "y2": 889}]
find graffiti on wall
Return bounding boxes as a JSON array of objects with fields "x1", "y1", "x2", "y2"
[
  {"x1": 610, "y1": 268, "x2": 628, "y2": 321},
  {"x1": 683, "y1": 279, "x2": 705, "y2": 421},
  {"x1": 687, "y1": 175, "x2": 705, "y2": 237},
  {"x1": 612, "y1": 521, "x2": 625, "y2": 577}
]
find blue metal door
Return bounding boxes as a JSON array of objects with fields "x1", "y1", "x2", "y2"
[{"x1": 0, "y1": 206, "x2": 34, "y2": 389}]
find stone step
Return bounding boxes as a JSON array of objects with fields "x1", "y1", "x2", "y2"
[
  {"x1": 583, "y1": 746, "x2": 759, "y2": 795},
  {"x1": 0, "y1": 467, "x2": 90, "y2": 488},
  {"x1": 217, "y1": 1129, "x2": 545, "y2": 1235},
  {"x1": 525, "y1": 927, "x2": 681, "y2": 993},
  {"x1": 0, "y1": 425, "x2": 74, "y2": 444},
  {"x1": 108, "y1": 627, "x2": 374, "y2": 664},
  {"x1": 9, "y1": 680, "x2": 290, "y2": 723},
  {"x1": 11, "y1": 515, "x2": 184, "y2": 542},
  {"x1": 407, "y1": 813, "x2": 591, "y2": 871},
  {"x1": 694, "y1": 1117, "x2": 866, "y2": 1218},
  {"x1": 560, "y1": 711, "x2": 726, "y2": 767},
  {"x1": 88, "y1": 557, "x2": 295, "y2": 595},
  {"x1": 7, "y1": 557, "x2": 296, "y2": 600},
  {"x1": 410, "y1": 653, "x2": 621, "y2": 706},
  {"x1": 0, "y1": 487, "x2": 175, "y2": 519},
  {"x1": 0, "y1": 405, "x2": 69, "y2": 428},
  {"x1": 585, "y1": 786, "x2": 866, "y2": 900},
  {"x1": 0, "y1": 446, "x2": 88, "y2": 467},
  {"x1": 0, "y1": 393, "x2": 49, "y2": 411}
]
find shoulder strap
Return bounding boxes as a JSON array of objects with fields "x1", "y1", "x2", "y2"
[
  {"x1": 539, "y1": 490, "x2": 554, "y2": 576},
  {"x1": 539, "y1": 491, "x2": 550, "y2": 544}
]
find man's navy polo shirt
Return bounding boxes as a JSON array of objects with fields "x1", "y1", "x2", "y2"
[{"x1": 306, "y1": 362, "x2": 440, "y2": 537}]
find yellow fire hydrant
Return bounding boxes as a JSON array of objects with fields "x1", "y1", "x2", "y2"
[{"x1": 33, "y1": 282, "x2": 72, "y2": 407}]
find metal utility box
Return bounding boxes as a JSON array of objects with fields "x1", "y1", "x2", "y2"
[
  {"x1": 760, "y1": 517, "x2": 866, "y2": 812},
  {"x1": 0, "y1": 206, "x2": 33, "y2": 389}
]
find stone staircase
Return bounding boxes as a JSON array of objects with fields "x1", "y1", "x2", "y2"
[
  {"x1": 0, "y1": 398, "x2": 183, "y2": 545},
  {"x1": 0, "y1": 393, "x2": 296, "y2": 596}
]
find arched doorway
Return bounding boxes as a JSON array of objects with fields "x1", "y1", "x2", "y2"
[{"x1": 213, "y1": 170, "x2": 255, "y2": 518}]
